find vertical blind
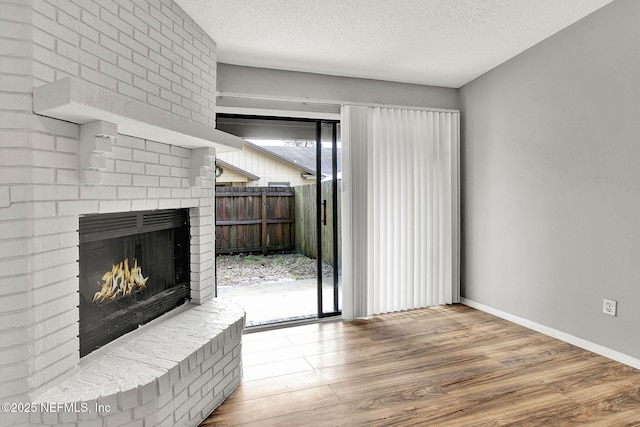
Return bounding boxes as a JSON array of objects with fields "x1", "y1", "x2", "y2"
[{"x1": 342, "y1": 106, "x2": 460, "y2": 319}]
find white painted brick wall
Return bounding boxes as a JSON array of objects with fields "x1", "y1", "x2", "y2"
[
  {"x1": 0, "y1": 3, "x2": 35, "y2": 425},
  {"x1": 32, "y1": 0, "x2": 217, "y2": 128},
  {"x1": 0, "y1": 1, "x2": 224, "y2": 425}
]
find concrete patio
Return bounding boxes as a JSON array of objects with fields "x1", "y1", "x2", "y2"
[{"x1": 217, "y1": 278, "x2": 341, "y2": 326}]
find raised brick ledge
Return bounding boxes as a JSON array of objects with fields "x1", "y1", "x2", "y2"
[{"x1": 30, "y1": 298, "x2": 246, "y2": 427}]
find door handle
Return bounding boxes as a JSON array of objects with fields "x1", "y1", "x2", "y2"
[{"x1": 322, "y1": 200, "x2": 327, "y2": 226}]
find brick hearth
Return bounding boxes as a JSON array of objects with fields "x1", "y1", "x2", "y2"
[{"x1": 30, "y1": 299, "x2": 245, "y2": 427}]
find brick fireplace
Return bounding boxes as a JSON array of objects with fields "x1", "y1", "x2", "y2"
[
  {"x1": 2, "y1": 113, "x2": 246, "y2": 425},
  {"x1": 0, "y1": 1, "x2": 246, "y2": 426}
]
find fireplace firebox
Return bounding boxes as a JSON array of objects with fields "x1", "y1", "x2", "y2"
[{"x1": 79, "y1": 209, "x2": 190, "y2": 357}]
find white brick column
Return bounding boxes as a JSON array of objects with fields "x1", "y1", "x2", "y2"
[{"x1": 190, "y1": 147, "x2": 216, "y2": 303}]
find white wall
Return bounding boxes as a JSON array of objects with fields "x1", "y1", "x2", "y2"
[{"x1": 460, "y1": 0, "x2": 640, "y2": 359}]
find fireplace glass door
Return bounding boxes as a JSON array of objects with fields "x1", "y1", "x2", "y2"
[{"x1": 79, "y1": 209, "x2": 190, "y2": 357}]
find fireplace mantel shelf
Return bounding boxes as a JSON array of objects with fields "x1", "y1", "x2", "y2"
[{"x1": 33, "y1": 77, "x2": 243, "y2": 153}]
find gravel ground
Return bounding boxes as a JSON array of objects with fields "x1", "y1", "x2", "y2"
[{"x1": 216, "y1": 253, "x2": 333, "y2": 287}]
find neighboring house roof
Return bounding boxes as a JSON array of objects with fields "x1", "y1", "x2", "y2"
[
  {"x1": 242, "y1": 140, "x2": 342, "y2": 177},
  {"x1": 215, "y1": 158, "x2": 260, "y2": 181},
  {"x1": 242, "y1": 139, "x2": 318, "y2": 176},
  {"x1": 260, "y1": 145, "x2": 342, "y2": 177}
]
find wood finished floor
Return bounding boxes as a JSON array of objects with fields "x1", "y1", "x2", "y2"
[{"x1": 200, "y1": 305, "x2": 640, "y2": 426}]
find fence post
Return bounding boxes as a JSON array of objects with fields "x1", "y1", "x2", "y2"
[{"x1": 261, "y1": 191, "x2": 267, "y2": 254}]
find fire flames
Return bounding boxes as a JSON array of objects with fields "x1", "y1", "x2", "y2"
[{"x1": 92, "y1": 258, "x2": 149, "y2": 303}]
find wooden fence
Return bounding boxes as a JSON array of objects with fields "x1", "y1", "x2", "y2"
[
  {"x1": 215, "y1": 187, "x2": 295, "y2": 254},
  {"x1": 294, "y1": 181, "x2": 341, "y2": 268}
]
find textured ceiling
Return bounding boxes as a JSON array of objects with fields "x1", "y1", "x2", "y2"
[{"x1": 175, "y1": 0, "x2": 615, "y2": 88}]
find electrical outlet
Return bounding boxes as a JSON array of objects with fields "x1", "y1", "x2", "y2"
[{"x1": 603, "y1": 299, "x2": 617, "y2": 317}]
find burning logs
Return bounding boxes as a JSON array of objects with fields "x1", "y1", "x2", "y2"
[{"x1": 92, "y1": 258, "x2": 149, "y2": 303}]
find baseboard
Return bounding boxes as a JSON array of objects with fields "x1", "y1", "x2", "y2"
[{"x1": 461, "y1": 298, "x2": 640, "y2": 371}]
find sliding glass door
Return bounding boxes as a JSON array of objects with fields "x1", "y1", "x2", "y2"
[{"x1": 215, "y1": 114, "x2": 341, "y2": 325}]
